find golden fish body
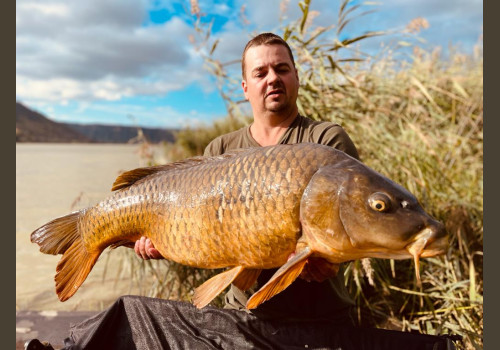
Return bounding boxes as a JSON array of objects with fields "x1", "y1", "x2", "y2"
[
  {"x1": 80, "y1": 144, "x2": 333, "y2": 268},
  {"x1": 31, "y1": 143, "x2": 448, "y2": 308}
]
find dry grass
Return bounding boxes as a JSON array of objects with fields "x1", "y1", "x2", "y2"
[{"x1": 116, "y1": 1, "x2": 482, "y2": 348}]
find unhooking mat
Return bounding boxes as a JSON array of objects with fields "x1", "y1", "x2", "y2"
[{"x1": 62, "y1": 295, "x2": 457, "y2": 350}]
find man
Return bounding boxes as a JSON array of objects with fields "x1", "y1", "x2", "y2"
[{"x1": 135, "y1": 33, "x2": 359, "y2": 324}]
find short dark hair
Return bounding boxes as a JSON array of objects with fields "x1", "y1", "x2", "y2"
[{"x1": 241, "y1": 33, "x2": 295, "y2": 79}]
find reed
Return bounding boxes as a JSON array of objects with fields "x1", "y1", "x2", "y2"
[{"x1": 118, "y1": 1, "x2": 482, "y2": 348}]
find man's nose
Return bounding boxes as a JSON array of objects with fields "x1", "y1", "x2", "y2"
[{"x1": 267, "y1": 68, "x2": 281, "y2": 84}]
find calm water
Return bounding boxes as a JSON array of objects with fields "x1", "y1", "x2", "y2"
[{"x1": 16, "y1": 143, "x2": 153, "y2": 311}]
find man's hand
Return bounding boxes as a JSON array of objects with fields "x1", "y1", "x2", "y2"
[
  {"x1": 134, "y1": 236, "x2": 164, "y2": 260},
  {"x1": 300, "y1": 257, "x2": 340, "y2": 282},
  {"x1": 287, "y1": 252, "x2": 339, "y2": 282}
]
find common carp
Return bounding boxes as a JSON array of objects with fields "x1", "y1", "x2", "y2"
[{"x1": 31, "y1": 143, "x2": 447, "y2": 309}]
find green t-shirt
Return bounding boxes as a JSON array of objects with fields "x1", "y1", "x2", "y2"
[
  {"x1": 204, "y1": 115, "x2": 359, "y2": 324},
  {"x1": 204, "y1": 114, "x2": 359, "y2": 160}
]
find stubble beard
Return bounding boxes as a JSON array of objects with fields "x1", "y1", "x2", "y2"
[
  {"x1": 266, "y1": 99, "x2": 290, "y2": 113},
  {"x1": 264, "y1": 88, "x2": 291, "y2": 114}
]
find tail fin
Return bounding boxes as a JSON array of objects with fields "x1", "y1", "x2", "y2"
[
  {"x1": 55, "y1": 237, "x2": 100, "y2": 301},
  {"x1": 31, "y1": 210, "x2": 100, "y2": 301},
  {"x1": 31, "y1": 211, "x2": 82, "y2": 255}
]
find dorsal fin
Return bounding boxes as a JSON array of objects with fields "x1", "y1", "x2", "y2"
[
  {"x1": 111, "y1": 161, "x2": 201, "y2": 191},
  {"x1": 111, "y1": 149, "x2": 251, "y2": 191}
]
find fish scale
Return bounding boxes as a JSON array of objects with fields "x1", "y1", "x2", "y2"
[{"x1": 31, "y1": 143, "x2": 447, "y2": 307}]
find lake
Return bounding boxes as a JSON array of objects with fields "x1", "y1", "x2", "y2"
[{"x1": 16, "y1": 143, "x2": 159, "y2": 311}]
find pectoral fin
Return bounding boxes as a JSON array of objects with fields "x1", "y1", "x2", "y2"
[
  {"x1": 193, "y1": 266, "x2": 247, "y2": 308},
  {"x1": 233, "y1": 268, "x2": 261, "y2": 291},
  {"x1": 246, "y1": 247, "x2": 312, "y2": 309}
]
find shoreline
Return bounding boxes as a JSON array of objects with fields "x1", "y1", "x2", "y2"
[{"x1": 16, "y1": 310, "x2": 98, "y2": 349}]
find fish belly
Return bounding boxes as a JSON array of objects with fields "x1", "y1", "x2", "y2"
[{"x1": 80, "y1": 144, "x2": 339, "y2": 269}]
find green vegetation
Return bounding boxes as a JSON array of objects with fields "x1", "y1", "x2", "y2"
[{"x1": 116, "y1": 1, "x2": 482, "y2": 348}]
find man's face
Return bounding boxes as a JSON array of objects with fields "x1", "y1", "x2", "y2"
[{"x1": 242, "y1": 44, "x2": 299, "y2": 117}]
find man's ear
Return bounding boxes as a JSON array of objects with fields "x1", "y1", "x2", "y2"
[{"x1": 242, "y1": 79, "x2": 249, "y2": 100}]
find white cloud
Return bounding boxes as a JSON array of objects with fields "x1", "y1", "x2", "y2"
[
  {"x1": 16, "y1": 0, "x2": 205, "y2": 104},
  {"x1": 16, "y1": 0, "x2": 482, "y2": 129},
  {"x1": 16, "y1": 69, "x2": 208, "y2": 103},
  {"x1": 17, "y1": 2, "x2": 70, "y2": 17},
  {"x1": 238, "y1": 0, "x2": 283, "y2": 31}
]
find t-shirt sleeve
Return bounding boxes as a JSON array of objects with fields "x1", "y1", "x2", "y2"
[
  {"x1": 321, "y1": 125, "x2": 360, "y2": 160},
  {"x1": 203, "y1": 137, "x2": 224, "y2": 157}
]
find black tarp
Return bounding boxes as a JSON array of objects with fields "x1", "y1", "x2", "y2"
[{"x1": 62, "y1": 295, "x2": 457, "y2": 350}]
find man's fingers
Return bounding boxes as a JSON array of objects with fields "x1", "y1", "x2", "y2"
[
  {"x1": 135, "y1": 236, "x2": 149, "y2": 260},
  {"x1": 145, "y1": 238, "x2": 163, "y2": 259},
  {"x1": 140, "y1": 237, "x2": 149, "y2": 260},
  {"x1": 134, "y1": 239, "x2": 143, "y2": 259},
  {"x1": 145, "y1": 238, "x2": 153, "y2": 252},
  {"x1": 148, "y1": 248, "x2": 162, "y2": 259},
  {"x1": 134, "y1": 237, "x2": 164, "y2": 260}
]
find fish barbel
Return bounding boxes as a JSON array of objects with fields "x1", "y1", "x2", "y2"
[{"x1": 31, "y1": 143, "x2": 448, "y2": 309}]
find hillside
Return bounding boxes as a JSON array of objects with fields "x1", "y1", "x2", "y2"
[
  {"x1": 16, "y1": 102, "x2": 91, "y2": 143},
  {"x1": 16, "y1": 102, "x2": 177, "y2": 143},
  {"x1": 65, "y1": 123, "x2": 176, "y2": 144}
]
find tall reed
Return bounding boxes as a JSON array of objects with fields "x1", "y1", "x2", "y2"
[{"x1": 120, "y1": 1, "x2": 482, "y2": 348}]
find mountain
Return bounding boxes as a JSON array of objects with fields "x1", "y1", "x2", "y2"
[
  {"x1": 65, "y1": 123, "x2": 176, "y2": 144},
  {"x1": 16, "y1": 102, "x2": 177, "y2": 144},
  {"x1": 16, "y1": 102, "x2": 92, "y2": 143}
]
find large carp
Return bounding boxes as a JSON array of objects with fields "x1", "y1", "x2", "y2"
[{"x1": 31, "y1": 143, "x2": 447, "y2": 309}]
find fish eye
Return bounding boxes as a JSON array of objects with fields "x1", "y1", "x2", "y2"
[{"x1": 368, "y1": 193, "x2": 391, "y2": 212}]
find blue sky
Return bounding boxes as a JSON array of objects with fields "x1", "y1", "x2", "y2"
[{"x1": 16, "y1": 0, "x2": 483, "y2": 129}]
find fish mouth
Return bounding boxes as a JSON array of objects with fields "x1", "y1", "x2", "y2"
[{"x1": 406, "y1": 226, "x2": 448, "y2": 286}]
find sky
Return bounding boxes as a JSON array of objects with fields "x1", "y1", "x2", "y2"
[{"x1": 16, "y1": 0, "x2": 483, "y2": 129}]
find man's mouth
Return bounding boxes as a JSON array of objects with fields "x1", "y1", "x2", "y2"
[{"x1": 266, "y1": 89, "x2": 284, "y2": 98}]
